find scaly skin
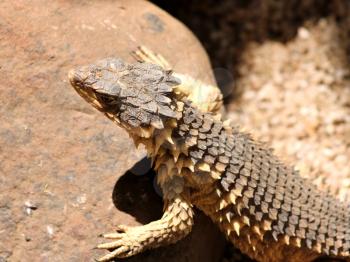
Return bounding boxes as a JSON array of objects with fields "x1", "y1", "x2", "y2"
[{"x1": 68, "y1": 54, "x2": 350, "y2": 262}]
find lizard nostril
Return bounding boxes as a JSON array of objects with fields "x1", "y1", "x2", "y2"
[
  {"x1": 68, "y1": 69, "x2": 76, "y2": 83},
  {"x1": 68, "y1": 69, "x2": 89, "y2": 86}
]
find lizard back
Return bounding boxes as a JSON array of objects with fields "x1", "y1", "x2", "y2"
[{"x1": 156, "y1": 100, "x2": 350, "y2": 262}]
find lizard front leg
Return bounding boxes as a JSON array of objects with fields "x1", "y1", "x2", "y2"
[{"x1": 96, "y1": 193, "x2": 194, "y2": 261}]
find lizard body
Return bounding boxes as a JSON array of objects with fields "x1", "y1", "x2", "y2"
[{"x1": 68, "y1": 53, "x2": 350, "y2": 262}]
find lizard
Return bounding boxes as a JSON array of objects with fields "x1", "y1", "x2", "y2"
[{"x1": 68, "y1": 47, "x2": 350, "y2": 262}]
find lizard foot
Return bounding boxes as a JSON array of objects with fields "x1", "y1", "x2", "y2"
[
  {"x1": 132, "y1": 46, "x2": 172, "y2": 70},
  {"x1": 95, "y1": 196, "x2": 194, "y2": 261},
  {"x1": 96, "y1": 225, "x2": 145, "y2": 261}
]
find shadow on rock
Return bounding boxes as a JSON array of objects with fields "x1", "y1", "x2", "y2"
[{"x1": 112, "y1": 157, "x2": 163, "y2": 224}]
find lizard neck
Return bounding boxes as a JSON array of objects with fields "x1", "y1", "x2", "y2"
[{"x1": 152, "y1": 101, "x2": 223, "y2": 198}]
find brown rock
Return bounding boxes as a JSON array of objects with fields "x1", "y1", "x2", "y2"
[{"x1": 0, "y1": 0, "x2": 224, "y2": 261}]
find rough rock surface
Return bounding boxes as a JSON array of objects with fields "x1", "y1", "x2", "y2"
[{"x1": 0, "y1": 0, "x2": 225, "y2": 261}]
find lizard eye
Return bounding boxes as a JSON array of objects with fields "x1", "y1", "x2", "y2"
[{"x1": 97, "y1": 94, "x2": 117, "y2": 106}]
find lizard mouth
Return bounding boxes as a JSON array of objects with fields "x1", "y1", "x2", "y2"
[{"x1": 68, "y1": 69, "x2": 103, "y2": 110}]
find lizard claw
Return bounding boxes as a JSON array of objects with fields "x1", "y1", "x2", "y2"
[
  {"x1": 96, "y1": 225, "x2": 142, "y2": 261},
  {"x1": 102, "y1": 232, "x2": 126, "y2": 239},
  {"x1": 97, "y1": 239, "x2": 124, "y2": 249},
  {"x1": 96, "y1": 246, "x2": 129, "y2": 262}
]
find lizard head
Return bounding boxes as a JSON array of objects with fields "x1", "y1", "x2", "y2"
[{"x1": 68, "y1": 58, "x2": 181, "y2": 138}]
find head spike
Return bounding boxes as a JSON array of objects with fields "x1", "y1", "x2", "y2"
[
  {"x1": 253, "y1": 226, "x2": 263, "y2": 240},
  {"x1": 165, "y1": 159, "x2": 175, "y2": 172},
  {"x1": 284, "y1": 235, "x2": 290, "y2": 245},
  {"x1": 139, "y1": 127, "x2": 154, "y2": 138},
  {"x1": 233, "y1": 221, "x2": 240, "y2": 236},
  {"x1": 173, "y1": 149, "x2": 181, "y2": 163},
  {"x1": 226, "y1": 212, "x2": 231, "y2": 222},
  {"x1": 314, "y1": 243, "x2": 322, "y2": 253},
  {"x1": 243, "y1": 216, "x2": 250, "y2": 226},
  {"x1": 236, "y1": 202, "x2": 243, "y2": 216},
  {"x1": 166, "y1": 134, "x2": 174, "y2": 145},
  {"x1": 197, "y1": 162, "x2": 211, "y2": 172},
  {"x1": 183, "y1": 159, "x2": 195, "y2": 172},
  {"x1": 247, "y1": 234, "x2": 252, "y2": 244},
  {"x1": 262, "y1": 220, "x2": 272, "y2": 231},
  {"x1": 228, "y1": 191, "x2": 237, "y2": 204},
  {"x1": 211, "y1": 170, "x2": 221, "y2": 179},
  {"x1": 219, "y1": 199, "x2": 228, "y2": 210},
  {"x1": 232, "y1": 187, "x2": 243, "y2": 197},
  {"x1": 175, "y1": 157, "x2": 184, "y2": 172}
]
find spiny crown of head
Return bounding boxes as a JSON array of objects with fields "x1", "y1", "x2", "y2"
[{"x1": 69, "y1": 58, "x2": 181, "y2": 130}]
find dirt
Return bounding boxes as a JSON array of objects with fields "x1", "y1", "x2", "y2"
[{"x1": 227, "y1": 18, "x2": 350, "y2": 202}]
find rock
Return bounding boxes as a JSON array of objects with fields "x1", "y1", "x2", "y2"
[{"x1": 0, "y1": 0, "x2": 224, "y2": 261}]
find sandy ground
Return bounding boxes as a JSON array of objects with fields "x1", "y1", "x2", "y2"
[{"x1": 227, "y1": 18, "x2": 350, "y2": 203}]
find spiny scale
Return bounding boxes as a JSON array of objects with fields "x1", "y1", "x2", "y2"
[
  {"x1": 158, "y1": 100, "x2": 350, "y2": 262},
  {"x1": 70, "y1": 58, "x2": 349, "y2": 262}
]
